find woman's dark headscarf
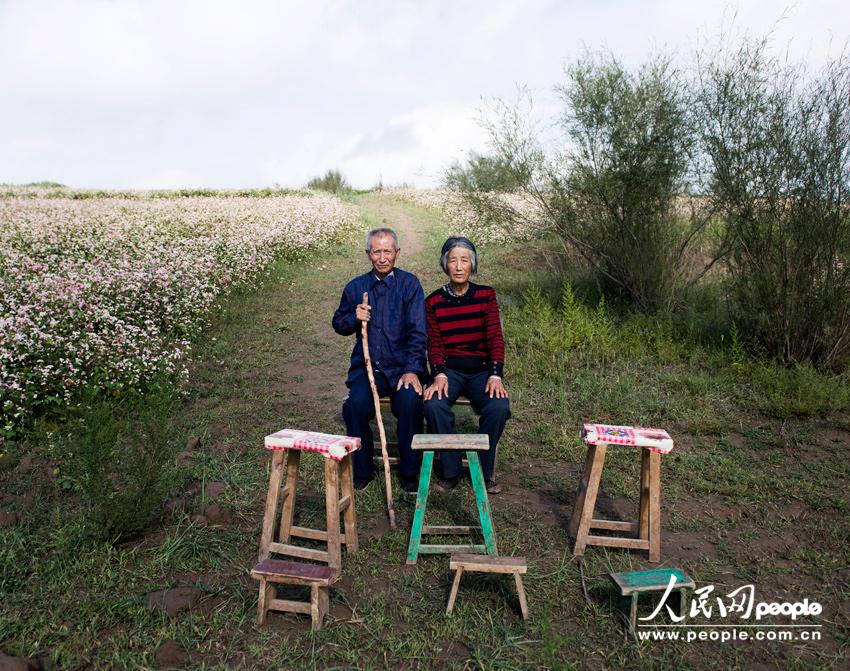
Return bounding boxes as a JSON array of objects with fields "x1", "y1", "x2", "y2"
[{"x1": 439, "y1": 236, "x2": 478, "y2": 274}]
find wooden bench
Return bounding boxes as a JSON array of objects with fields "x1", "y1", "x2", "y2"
[
  {"x1": 447, "y1": 554, "x2": 529, "y2": 620},
  {"x1": 373, "y1": 395, "x2": 479, "y2": 461},
  {"x1": 251, "y1": 558, "x2": 338, "y2": 630},
  {"x1": 341, "y1": 394, "x2": 497, "y2": 479},
  {"x1": 610, "y1": 568, "x2": 694, "y2": 635},
  {"x1": 406, "y1": 434, "x2": 497, "y2": 564}
]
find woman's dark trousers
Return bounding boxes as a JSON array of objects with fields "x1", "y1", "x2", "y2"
[{"x1": 422, "y1": 369, "x2": 510, "y2": 482}]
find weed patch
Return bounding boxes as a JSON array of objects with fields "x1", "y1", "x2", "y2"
[{"x1": 59, "y1": 387, "x2": 182, "y2": 542}]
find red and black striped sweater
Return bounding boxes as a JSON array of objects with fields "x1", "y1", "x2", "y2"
[{"x1": 425, "y1": 282, "x2": 505, "y2": 379}]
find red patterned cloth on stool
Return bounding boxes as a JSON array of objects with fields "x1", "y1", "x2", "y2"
[
  {"x1": 582, "y1": 423, "x2": 674, "y2": 454},
  {"x1": 264, "y1": 429, "x2": 361, "y2": 461}
]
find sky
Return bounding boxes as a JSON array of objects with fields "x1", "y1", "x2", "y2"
[{"x1": 0, "y1": 0, "x2": 847, "y2": 189}]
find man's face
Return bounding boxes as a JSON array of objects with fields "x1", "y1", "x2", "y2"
[{"x1": 367, "y1": 233, "x2": 400, "y2": 278}]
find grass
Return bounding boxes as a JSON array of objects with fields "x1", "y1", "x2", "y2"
[{"x1": 1, "y1": 194, "x2": 849, "y2": 669}]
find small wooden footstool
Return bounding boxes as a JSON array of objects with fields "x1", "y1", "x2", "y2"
[
  {"x1": 610, "y1": 568, "x2": 694, "y2": 634},
  {"x1": 569, "y1": 423, "x2": 674, "y2": 563},
  {"x1": 446, "y1": 554, "x2": 529, "y2": 620},
  {"x1": 251, "y1": 558, "x2": 338, "y2": 630}
]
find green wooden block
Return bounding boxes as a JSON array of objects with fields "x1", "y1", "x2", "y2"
[
  {"x1": 610, "y1": 569, "x2": 695, "y2": 596},
  {"x1": 610, "y1": 568, "x2": 695, "y2": 634}
]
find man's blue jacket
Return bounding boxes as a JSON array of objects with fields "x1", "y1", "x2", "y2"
[{"x1": 332, "y1": 267, "x2": 427, "y2": 388}]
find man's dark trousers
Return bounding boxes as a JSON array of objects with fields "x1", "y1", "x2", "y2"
[{"x1": 343, "y1": 370, "x2": 423, "y2": 482}]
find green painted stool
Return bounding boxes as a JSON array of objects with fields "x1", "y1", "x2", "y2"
[
  {"x1": 610, "y1": 568, "x2": 695, "y2": 634},
  {"x1": 406, "y1": 434, "x2": 498, "y2": 565}
]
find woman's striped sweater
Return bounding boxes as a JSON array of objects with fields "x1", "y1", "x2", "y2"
[{"x1": 424, "y1": 282, "x2": 505, "y2": 378}]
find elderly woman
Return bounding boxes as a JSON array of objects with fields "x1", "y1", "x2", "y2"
[{"x1": 423, "y1": 236, "x2": 510, "y2": 494}]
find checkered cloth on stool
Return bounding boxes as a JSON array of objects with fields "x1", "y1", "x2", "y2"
[
  {"x1": 582, "y1": 423, "x2": 673, "y2": 454},
  {"x1": 264, "y1": 429, "x2": 361, "y2": 461}
]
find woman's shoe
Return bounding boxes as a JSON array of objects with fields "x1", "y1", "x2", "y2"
[{"x1": 485, "y1": 479, "x2": 502, "y2": 494}]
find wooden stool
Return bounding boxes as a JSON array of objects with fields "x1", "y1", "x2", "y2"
[
  {"x1": 610, "y1": 568, "x2": 694, "y2": 634},
  {"x1": 251, "y1": 558, "x2": 338, "y2": 630},
  {"x1": 447, "y1": 553, "x2": 529, "y2": 620},
  {"x1": 568, "y1": 423, "x2": 674, "y2": 563},
  {"x1": 260, "y1": 429, "x2": 360, "y2": 571},
  {"x1": 406, "y1": 434, "x2": 497, "y2": 565}
]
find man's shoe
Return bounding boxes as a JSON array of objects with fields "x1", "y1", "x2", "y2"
[
  {"x1": 485, "y1": 479, "x2": 502, "y2": 494},
  {"x1": 400, "y1": 478, "x2": 419, "y2": 495},
  {"x1": 354, "y1": 476, "x2": 374, "y2": 491},
  {"x1": 435, "y1": 476, "x2": 460, "y2": 493}
]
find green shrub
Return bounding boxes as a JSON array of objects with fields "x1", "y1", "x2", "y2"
[
  {"x1": 746, "y1": 363, "x2": 850, "y2": 419},
  {"x1": 306, "y1": 169, "x2": 351, "y2": 194},
  {"x1": 509, "y1": 282, "x2": 692, "y2": 367},
  {"x1": 505, "y1": 284, "x2": 728, "y2": 436},
  {"x1": 507, "y1": 283, "x2": 613, "y2": 371},
  {"x1": 62, "y1": 388, "x2": 180, "y2": 542},
  {"x1": 698, "y1": 40, "x2": 850, "y2": 369},
  {"x1": 444, "y1": 151, "x2": 530, "y2": 192},
  {"x1": 468, "y1": 55, "x2": 729, "y2": 314}
]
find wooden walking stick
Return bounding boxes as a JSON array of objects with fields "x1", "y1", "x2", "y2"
[{"x1": 360, "y1": 292, "x2": 397, "y2": 529}]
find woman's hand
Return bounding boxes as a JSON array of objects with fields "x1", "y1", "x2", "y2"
[
  {"x1": 485, "y1": 376, "x2": 508, "y2": 398},
  {"x1": 424, "y1": 374, "x2": 449, "y2": 401}
]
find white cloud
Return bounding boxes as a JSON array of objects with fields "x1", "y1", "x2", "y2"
[
  {"x1": 0, "y1": 0, "x2": 333, "y2": 102},
  {"x1": 258, "y1": 102, "x2": 489, "y2": 188},
  {"x1": 1, "y1": 0, "x2": 847, "y2": 188},
  {"x1": 648, "y1": 0, "x2": 849, "y2": 66}
]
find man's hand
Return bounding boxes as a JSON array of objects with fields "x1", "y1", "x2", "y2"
[
  {"x1": 423, "y1": 374, "x2": 449, "y2": 401},
  {"x1": 485, "y1": 376, "x2": 508, "y2": 399},
  {"x1": 356, "y1": 302, "x2": 371, "y2": 322},
  {"x1": 396, "y1": 372, "x2": 422, "y2": 395}
]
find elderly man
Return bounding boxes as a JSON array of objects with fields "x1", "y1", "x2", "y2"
[{"x1": 332, "y1": 227, "x2": 427, "y2": 493}]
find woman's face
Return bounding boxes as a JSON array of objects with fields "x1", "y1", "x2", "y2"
[{"x1": 446, "y1": 246, "x2": 473, "y2": 285}]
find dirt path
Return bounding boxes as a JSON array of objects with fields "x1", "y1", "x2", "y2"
[
  {"x1": 177, "y1": 192, "x2": 452, "y2": 519},
  {"x1": 355, "y1": 192, "x2": 446, "y2": 280},
  {"x1": 266, "y1": 193, "x2": 446, "y2": 431},
  {"x1": 267, "y1": 193, "x2": 448, "y2": 430},
  {"x1": 186, "y1": 193, "x2": 441, "y2": 435}
]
